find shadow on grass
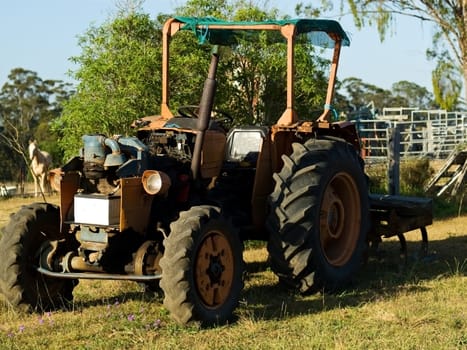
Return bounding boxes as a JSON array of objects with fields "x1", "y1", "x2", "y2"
[
  {"x1": 26, "y1": 235, "x2": 465, "y2": 326},
  {"x1": 239, "y1": 235, "x2": 467, "y2": 322}
]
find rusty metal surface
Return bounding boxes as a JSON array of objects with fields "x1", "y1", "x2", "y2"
[
  {"x1": 59, "y1": 171, "x2": 80, "y2": 230},
  {"x1": 120, "y1": 177, "x2": 154, "y2": 233}
]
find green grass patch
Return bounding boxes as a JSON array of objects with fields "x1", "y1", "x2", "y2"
[
  {"x1": 1, "y1": 247, "x2": 466, "y2": 349},
  {"x1": 0, "y1": 173, "x2": 466, "y2": 348}
]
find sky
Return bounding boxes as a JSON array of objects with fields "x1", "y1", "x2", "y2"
[{"x1": 0, "y1": 0, "x2": 437, "y2": 93}]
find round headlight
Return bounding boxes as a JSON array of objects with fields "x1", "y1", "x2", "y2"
[{"x1": 142, "y1": 170, "x2": 171, "y2": 195}]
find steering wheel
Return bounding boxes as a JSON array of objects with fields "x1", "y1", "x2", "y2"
[
  {"x1": 177, "y1": 105, "x2": 200, "y2": 119},
  {"x1": 178, "y1": 105, "x2": 233, "y2": 131}
]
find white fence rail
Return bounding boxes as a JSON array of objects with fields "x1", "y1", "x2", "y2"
[{"x1": 354, "y1": 109, "x2": 467, "y2": 160}]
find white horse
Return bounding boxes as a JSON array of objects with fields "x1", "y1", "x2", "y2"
[{"x1": 28, "y1": 140, "x2": 52, "y2": 197}]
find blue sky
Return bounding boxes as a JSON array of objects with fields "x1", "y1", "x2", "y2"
[{"x1": 0, "y1": 0, "x2": 436, "y2": 92}]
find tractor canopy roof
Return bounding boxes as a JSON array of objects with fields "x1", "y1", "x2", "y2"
[
  {"x1": 173, "y1": 16, "x2": 350, "y2": 48},
  {"x1": 160, "y1": 16, "x2": 350, "y2": 124}
]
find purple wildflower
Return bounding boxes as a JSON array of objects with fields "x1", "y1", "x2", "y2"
[
  {"x1": 18, "y1": 325, "x2": 25, "y2": 333},
  {"x1": 127, "y1": 314, "x2": 135, "y2": 322}
]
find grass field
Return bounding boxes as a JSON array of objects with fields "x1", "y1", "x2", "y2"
[{"x1": 0, "y1": 195, "x2": 466, "y2": 349}]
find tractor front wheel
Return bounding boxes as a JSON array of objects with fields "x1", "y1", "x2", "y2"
[
  {"x1": 160, "y1": 206, "x2": 244, "y2": 326},
  {"x1": 0, "y1": 203, "x2": 76, "y2": 311}
]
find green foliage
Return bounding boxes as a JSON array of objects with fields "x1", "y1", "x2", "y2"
[
  {"x1": 432, "y1": 59, "x2": 463, "y2": 111},
  {"x1": 166, "y1": 31, "x2": 212, "y2": 112},
  {"x1": 56, "y1": 0, "x2": 331, "y2": 158},
  {"x1": 56, "y1": 12, "x2": 162, "y2": 160},
  {"x1": 174, "y1": 0, "x2": 233, "y2": 18}
]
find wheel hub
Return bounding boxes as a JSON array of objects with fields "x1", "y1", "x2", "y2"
[
  {"x1": 207, "y1": 255, "x2": 224, "y2": 284},
  {"x1": 324, "y1": 190, "x2": 345, "y2": 239},
  {"x1": 195, "y1": 231, "x2": 234, "y2": 308},
  {"x1": 320, "y1": 172, "x2": 361, "y2": 266}
]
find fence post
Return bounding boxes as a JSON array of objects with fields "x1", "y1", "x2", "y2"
[{"x1": 388, "y1": 126, "x2": 400, "y2": 195}]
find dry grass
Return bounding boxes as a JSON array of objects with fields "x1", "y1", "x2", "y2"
[
  {"x1": 0, "y1": 196, "x2": 466, "y2": 349},
  {"x1": 0, "y1": 190, "x2": 59, "y2": 228}
]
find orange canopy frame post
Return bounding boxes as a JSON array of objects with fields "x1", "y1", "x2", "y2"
[
  {"x1": 317, "y1": 36, "x2": 343, "y2": 123},
  {"x1": 276, "y1": 24, "x2": 298, "y2": 126}
]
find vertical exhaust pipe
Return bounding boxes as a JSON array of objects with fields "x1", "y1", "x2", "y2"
[{"x1": 191, "y1": 47, "x2": 219, "y2": 182}]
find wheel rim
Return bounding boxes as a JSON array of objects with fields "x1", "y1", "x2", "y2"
[
  {"x1": 194, "y1": 230, "x2": 234, "y2": 308},
  {"x1": 320, "y1": 171, "x2": 361, "y2": 266}
]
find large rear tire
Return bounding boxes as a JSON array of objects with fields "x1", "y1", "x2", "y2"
[
  {"x1": 160, "y1": 206, "x2": 244, "y2": 326},
  {"x1": 0, "y1": 203, "x2": 76, "y2": 311},
  {"x1": 267, "y1": 138, "x2": 369, "y2": 293}
]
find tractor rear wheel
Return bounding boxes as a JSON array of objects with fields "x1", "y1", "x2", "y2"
[
  {"x1": 267, "y1": 138, "x2": 369, "y2": 293},
  {"x1": 0, "y1": 203, "x2": 76, "y2": 311},
  {"x1": 160, "y1": 206, "x2": 244, "y2": 326}
]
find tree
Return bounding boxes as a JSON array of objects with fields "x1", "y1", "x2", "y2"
[
  {"x1": 340, "y1": 0, "x2": 467, "y2": 108},
  {"x1": 391, "y1": 80, "x2": 434, "y2": 108},
  {"x1": 0, "y1": 68, "x2": 72, "y2": 182},
  {"x1": 56, "y1": 9, "x2": 162, "y2": 159},
  {"x1": 339, "y1": 77, "x2": 405, "y2": 112}
]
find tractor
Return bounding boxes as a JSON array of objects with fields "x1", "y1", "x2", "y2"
[{"x1": 0, "y1": 17, "x2": 432, "y2": 326}]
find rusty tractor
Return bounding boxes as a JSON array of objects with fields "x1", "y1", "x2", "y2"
[{"x1": 0, "y1": 17, "x2": 432, "y2": 325}]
